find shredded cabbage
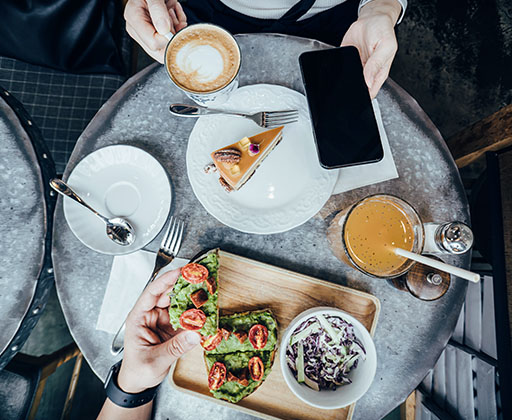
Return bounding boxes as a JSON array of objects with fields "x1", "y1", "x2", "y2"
[{"x1": 286, "y1": 314, "x2": 366, "y2": 391}]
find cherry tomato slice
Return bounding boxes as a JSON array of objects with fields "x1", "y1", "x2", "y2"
[
  {"x1": 179, "y1": 308, "x2": 206, "y2": 331},
  {"x1": 248, "y1": 356, "x2": 264, "y2": 381},
  {"x1": 201, "y1": 330, "x2": 223, "y2": 351},
  {"x1": 206, "y1": 276, "x2": 217, "y2": 294},
  {"x1": 181, "y1": 263, "x2": 209, "y2": 284},
  {"x1": 248, "y1": 324, "x2": 268, "y2": 349},
  {"x1": 208, "y1": 362, "x2": 226, "y2": 390}
]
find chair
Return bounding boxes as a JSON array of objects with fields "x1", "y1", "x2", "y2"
[
  {"x1": 399, "y1": 105, "x2": 512, "y2": 420},
  {"x1": 0, "y1": 343, "x2": 83, "y2": 420},
  {"x1": 0, "y1": 1, "x2": 134, "y2": 174},
  {"x1": 449, "y1": 107, "x2": 512, "y2": 420}
]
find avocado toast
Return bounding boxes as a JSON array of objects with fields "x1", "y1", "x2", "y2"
[
  {"x1": 168, "y1": 249, "x2": 219, "y2": 337},
  {"x1": 205, "y1": 349, "x2": 275, "y2": 403},
  {"x1": 204, "y1": 310, "x2": 278, "y2": 403},
  {"x1": 168, "y1": 249, "x2": 279, "y2": 403}
]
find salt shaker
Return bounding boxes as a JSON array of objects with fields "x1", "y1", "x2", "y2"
[{"x1": 423, "y1": 222, "x2": 474, "y2": 255}]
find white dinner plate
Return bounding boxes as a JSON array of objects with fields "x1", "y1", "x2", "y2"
[
  {"x1": 63, "y1": 145, "x2": 172, "y2": 255},
  {"x1": 186, "y1": 84, "x2": 337, "y2": 234}
]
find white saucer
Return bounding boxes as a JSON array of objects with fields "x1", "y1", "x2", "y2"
[
  {"x1": 63, "y1": 145, "x2": 172, "y2": 255},
  {"x1": 186, "y1": 84, "x2": 337, "y2": 234}
]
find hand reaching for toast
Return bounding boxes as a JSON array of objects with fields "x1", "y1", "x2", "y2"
[
  {"x1": 117, "y1": 268, "x2": 200, "y2": 394},
  {"x1": 98, "y1": 268, "x2": 199, "y2": 419},
  {"x1": 124, "y1": 0, "x2": 188, "y2": 63}
]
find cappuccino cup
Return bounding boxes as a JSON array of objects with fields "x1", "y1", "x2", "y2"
[{"x1": 164, "y1": 24, "x2": 241, "y2": 105}]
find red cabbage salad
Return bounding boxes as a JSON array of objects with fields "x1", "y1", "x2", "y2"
[{"x1": 286, "y1": 314, "x2": 366, "y2": 391}]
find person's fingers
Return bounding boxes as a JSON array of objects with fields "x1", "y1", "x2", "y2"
[
  {"x1": 340, "y1": 24, "x2": 370, "y2": 66},
  {"x1": 125, "y1": 2, "x2": 168, "y2": 52},
  {"x1": 363, "y1": 37, "x2": 397, "y2": 98},
  {"x1": 155, "y1": 307, "x2": 176, "y2": 339},
  {"x1": 135, "y1": 269, "x2": 181, "y2": 312},
  {"x1": 157, "y1": 330, "x2": 200, "y2": 365},
  {"x1": 174, "y1": 2, "x2": 187, "y2": 27},
  {"x1": 156, "y1": 285, "x2": 174, "y2": 308},
  {"x1": 367, "y1": 55, "x2": 394, "y2": 98},
  {"x1": 147, "y1": 0, "x2": 172, "y2": 35},
  {"x1": 126, "y1": 21, "x2": 166, "y2": 63},
  {"x1": 168, "y1": 8, "x2": 179, "y2": 29}
]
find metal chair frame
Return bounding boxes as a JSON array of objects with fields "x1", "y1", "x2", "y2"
[{"x1": 0, "y1": 88, "x2": 57, "y2": 371}]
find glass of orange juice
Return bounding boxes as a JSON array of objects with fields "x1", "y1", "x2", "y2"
[{"x1": 327, "y1": 194, "x2": 424, "y2": 279}]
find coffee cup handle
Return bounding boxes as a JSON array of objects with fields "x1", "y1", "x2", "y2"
[{"x1": 163, "y1": 32, "x2": 174, "y2": 41}]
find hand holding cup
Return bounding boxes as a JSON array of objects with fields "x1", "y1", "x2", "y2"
[{"x1": 124, "y1": 0, "x2": 188, "y2": 63}]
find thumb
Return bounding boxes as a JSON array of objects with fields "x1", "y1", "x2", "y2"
[
  {"x1": 147, "y1": 0, "x2": 172, "y2": 35},
  {"x1": 163, "y1": 331, "x2": 200, "y2": 364},
  {"x1": 364, "y1": 52, "x2": 393, "y2": 98}
]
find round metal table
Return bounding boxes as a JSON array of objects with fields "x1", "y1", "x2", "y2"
[
  {"x1": 53, "y1": 34, "x2": 470, "y2": 420},
  {"x1": 0, "y1": 89, "x2": 56, "y2": 370}
]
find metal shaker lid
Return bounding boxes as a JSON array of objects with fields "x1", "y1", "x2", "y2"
[{"x1": 436, "y1": 222, "x2": 474, "y2": 254}]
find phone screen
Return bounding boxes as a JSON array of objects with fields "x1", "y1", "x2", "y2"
[{"x1": 299, "y1": 46, "x2": 384, "y2": 169}]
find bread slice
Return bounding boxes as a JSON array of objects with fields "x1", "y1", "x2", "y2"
[
  {"x1": 168, "y1": 248, "x2": 220, "y2": 337},
  {"x1": 204, "y1": 349, "x2": 276, "y2": 403},
  {"x1": 203, "y1": 309, "x2": 278, "y2": 403}
]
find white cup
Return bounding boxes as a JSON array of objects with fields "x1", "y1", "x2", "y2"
[{"x1": 164, "y1": 24, "x2": 241, "y2": 106}]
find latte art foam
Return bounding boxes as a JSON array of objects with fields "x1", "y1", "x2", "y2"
[
  {"x1": 176, "y1": 44, "x2": 224, "y2": 84},
  {"x1": 166, "y1": 25, "x2": 240, "y2": 93}
]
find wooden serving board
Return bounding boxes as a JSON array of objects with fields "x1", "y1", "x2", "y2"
[{"x1": 169, "y1": 250, "x2": 380, "y2": 420}]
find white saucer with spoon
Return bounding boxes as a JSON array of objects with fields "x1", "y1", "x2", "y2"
[{"x1": 59, "y1": 145, "x2": 172, "y2": 255}]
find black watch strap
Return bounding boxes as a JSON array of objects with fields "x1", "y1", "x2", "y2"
[{"x1": 104, "y1": 361, "x2": 158, "y2": 408}]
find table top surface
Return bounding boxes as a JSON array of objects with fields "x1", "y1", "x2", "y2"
[
  {"x1": 0, "y1": 94, "x2": 46, "y2": 357},
  {"x1": 53, "y1": 34, "x2": 470, "y2": 420}
]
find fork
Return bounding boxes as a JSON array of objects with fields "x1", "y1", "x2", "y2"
[
  {"x1": 110, "y1": 216, "x2": 185, "y2": 356},
  {"x1": 169, "y1": 103, "x2": 299, "y2": 128}
]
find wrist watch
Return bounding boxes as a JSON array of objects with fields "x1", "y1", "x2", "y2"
[{"x1": 104, "y1": 361, "x2": 159, "y2": 408}]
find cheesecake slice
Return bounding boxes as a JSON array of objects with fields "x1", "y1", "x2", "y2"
[{"x1": 209, "y1": 126, "x2": 284, "y2": 191}]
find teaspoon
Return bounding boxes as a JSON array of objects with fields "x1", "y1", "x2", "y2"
[{"x1": 50, "y1": 178, "x2": 135, "y2": 246}]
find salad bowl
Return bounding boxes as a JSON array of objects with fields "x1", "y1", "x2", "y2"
[{"x1": 279, "y1": 307, "x2": 377, "y2": 410}]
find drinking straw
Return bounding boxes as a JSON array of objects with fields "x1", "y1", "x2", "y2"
[{"x1": 394, "y1": 248, "x2": 480, "y2": 283}]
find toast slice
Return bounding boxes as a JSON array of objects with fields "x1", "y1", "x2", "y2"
[
  {"x1": 168, "y1": 249, "x2": 219, "y2": 337},
  {"x1": 204, "y1": 350, "x2": 276, "y2": 403},
  {"x1": 204, "y1": 309, "x2": 278, "y2": 403}
]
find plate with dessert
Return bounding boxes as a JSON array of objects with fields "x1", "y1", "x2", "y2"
[{"x1": 186, "y1": 84, "x2": 337, "y2": 234}]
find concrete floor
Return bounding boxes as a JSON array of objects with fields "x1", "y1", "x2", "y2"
[{"x1": 18, "y1": 1, "x2": 512, "y2": 419}]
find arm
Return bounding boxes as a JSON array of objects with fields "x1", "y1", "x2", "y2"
[
  {"x1": 342, "y1": 0, "x2": 405, "y2": 98},
  {"x1": 124, "y1": 0, "x2": 188, "y2": 63},
  {"x1": 97, "y1": 269, "x2": 200, "y2": 420},
  {"x1": 97, "y1": 399, "x2": 153, "y2": 420}
]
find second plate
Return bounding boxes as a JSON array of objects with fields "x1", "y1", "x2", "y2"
[{"x1": 186, "y1": 84, "x2": 337, "y2": 234}]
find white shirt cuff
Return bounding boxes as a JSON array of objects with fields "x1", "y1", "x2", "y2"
[{"x1": 358, "y1": 0, "x2": 408, "y2": 24}]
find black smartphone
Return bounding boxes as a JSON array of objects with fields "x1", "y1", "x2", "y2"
[{"x1": 299, "y1": 46, "x2": 384, "y2": 169}]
